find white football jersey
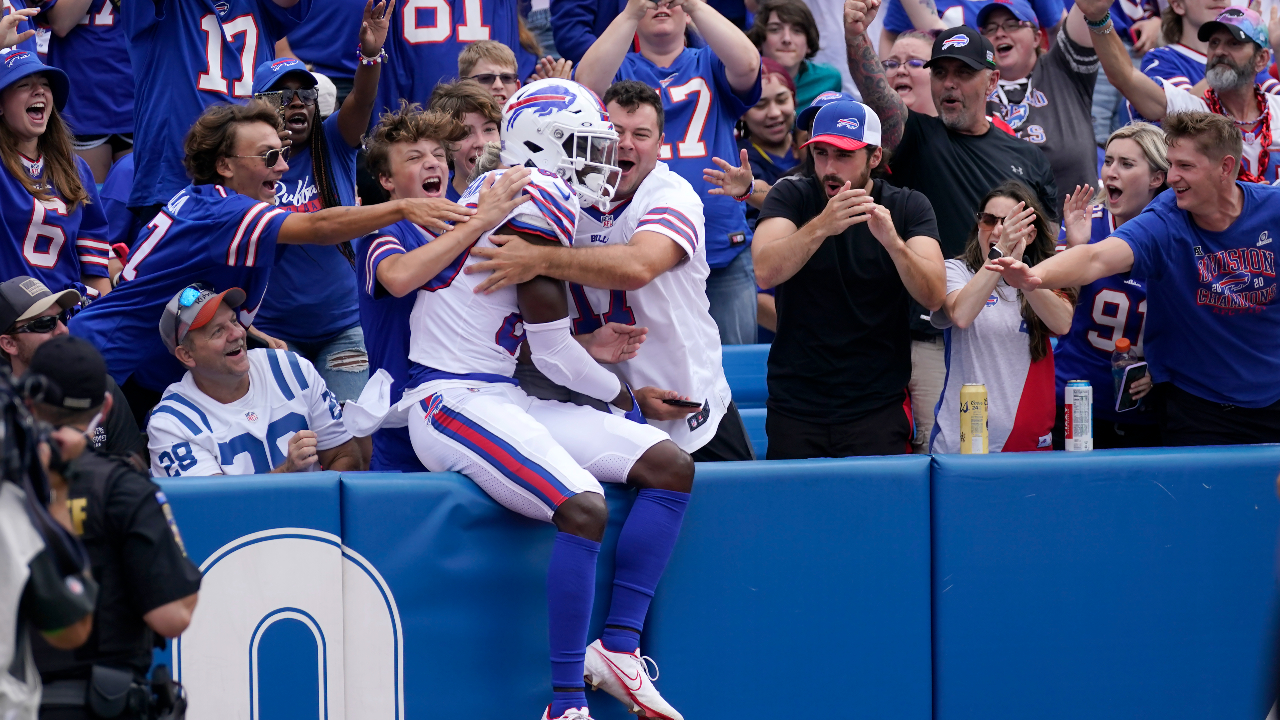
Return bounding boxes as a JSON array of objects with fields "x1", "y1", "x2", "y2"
[
  {"x1": 573, "y1": 162, "x2": 731, "y2": 451},
  {"x1": 147, "y1": 349, "x2": 352, "y2": 477},
  {"x1": 408, "y1": 168, "x2": 579, "y2": 379}
]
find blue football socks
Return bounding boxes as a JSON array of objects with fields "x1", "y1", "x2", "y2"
[
  {"x1": 602, "y1": 488, "x2": 690, "y2": 655},
  {"x1": 548, "y1": 532, "x2": 600, "y2": 718}
]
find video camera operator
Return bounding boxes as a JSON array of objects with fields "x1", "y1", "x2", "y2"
[
  {"x1": 24, "y1": 337, "x2": 201, "y2": 720},
  {"x1": 1, "y1": 354, "x2": 96, "y2": 719}
]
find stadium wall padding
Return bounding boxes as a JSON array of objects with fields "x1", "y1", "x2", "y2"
[{"x1": 154, "y1": 450, "x2": 1280, "y2": 719}]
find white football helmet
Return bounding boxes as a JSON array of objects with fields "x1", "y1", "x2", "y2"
[{"x1": 501, "y1": 78, "x2": 621, "y2": 210}]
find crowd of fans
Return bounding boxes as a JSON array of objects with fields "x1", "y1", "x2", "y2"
[{"x1": 3, "y1": 0, "x2": 1280, "y2": 714}]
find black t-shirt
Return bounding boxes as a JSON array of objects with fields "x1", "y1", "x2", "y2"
[
  {"x1": 888, "y1": 110, "x2": 1058, "y2": 334},
  {"x1": 96, "y1": 376, "x2": 147, "y2": 464},
  {"x1": 34, "y1": 450, "x2": 202, "y2": 680},
  {"x1": 759, "y1": 177, "x2": 940, "y2": 424}
]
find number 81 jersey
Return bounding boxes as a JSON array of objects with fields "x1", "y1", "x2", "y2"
[{"x1": 407, "y1": 169, "x2": 579, "y2": 379}]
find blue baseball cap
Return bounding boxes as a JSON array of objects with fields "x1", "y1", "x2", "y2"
[
  {"x1": 801, "y1": 101, "x2": 883, "y2": 152},
  {"x1": 0, "y1": 49, "x2": 69, "y2": 112},
  {"x1": 1199, "y1": 7, "x2": 1269, "y2": 49},
  {"x1": 251, "y1": 57, "x2": 317, "y2": 95},
  {"x1": 797, "y1": 91, "x2": 856, "y2": 133},
  {"x1": 972, "y1": 0, "x2": 1039, "y2": 30}
]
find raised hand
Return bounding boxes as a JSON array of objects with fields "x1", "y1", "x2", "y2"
[
  {"x1": 994, "y1": 201, "x2": 1036, "y2": 260},
  {"x1": 1062, "y1": 185, "x2": 1093, "y2": 248},
  {"x1": 580, "y1": 322, "x2": 649, "y2": 363},
  {"x1": 0, "y1": 7, "x2": 36, "y2": 51},
  {"x1": 473, "y1": 167, "x2": 533, "y2": 230},
  {"x1": 984, "y1": 256, "x2": 1043, "y2": 291},
  {"x1": 1129, "y1": 16, "x2": 1161, "y2": 55},
  {"x1": 402, "y1": 198, "x2": 477, "y2": 233},
  {"x1": 816, "y1": 184, "x2": 874, "y2": 236},
  {"x1": 1073, "y1": 0, "x2": 1112, "y2": 22},
  {"x1": 704, "y1": 148, "x2": 755, "y2": 198},
  {"x1": 465, "y1": 235, "x2": 543, "y2": 293},
  {"x1": 844, "y1": 0, "x2": 881, "y2": 37},
  {"x1": 360, "y1": 0, "x2": 396, "y2": 57},
  {"x1": 531, "y1": 56, "x2": 574, "y2": 81}
]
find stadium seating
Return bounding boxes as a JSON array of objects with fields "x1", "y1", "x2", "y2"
[
  {"x1": 739, "y1": 407, "x2": 768, "y2": 457},
  {"x1": 721, "y1": 344, "x2": 769, "y2": 409}
]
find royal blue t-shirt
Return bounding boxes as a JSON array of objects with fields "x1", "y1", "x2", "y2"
[
  {"x1": 1, "y1": 0, "x2": 40, "y2": 54},
  {"x1": 884, "y1": 0, "x2": 1063, "y2": 34},
  {"x1": 253, "y1": 113, "x2": 360, "y2": 342},
  {"x1": 353, "y1": 220, "x2": 431, "y2": 472},
  {"x1": 614, "y1": 47, "x2": 761, "y2": 268},
  {"x1": 123, "y1": 0, "x2": 310, "y2": 209},
  {"x1": 279, "y1": 0, "x2": 364, "y2": 82},
  {"x1": 1054, "y1": 205, "x2": 1154, "y2": 424},
  {"x1": 44, "y1": 0, "x2": 133, "y2": 136},
  {"x1": 0, "y1": 155, "x2": 110, "y2": 291},
  {"x1": 99, "y1": 153, "x2": 140, "y2": 249},
  {"x1": 71, "y1": 184, "x2": 290, "y2": 391},
  {"x1": 1113, "y1": 183, "x2": 1280, "y2": 407}
]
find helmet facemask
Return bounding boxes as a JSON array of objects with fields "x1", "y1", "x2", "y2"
[{"x1": 559, "y1": 130, "x2": 621, "y2": 210}]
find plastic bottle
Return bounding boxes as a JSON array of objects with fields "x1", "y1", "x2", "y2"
[{"x1": 1111, "y1": 337, "x2": 1138, "y2": 399}]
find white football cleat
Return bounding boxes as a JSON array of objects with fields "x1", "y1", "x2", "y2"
[
  {"x1": 541, "y1": 704, "x2": 593, "y2": 720},
  {"x1": 583, "y1": 639, "x2": 684, "y2": 720}
]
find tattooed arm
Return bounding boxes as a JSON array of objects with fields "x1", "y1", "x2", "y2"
[
  {"x1": 844, "y1": 0, "x2": 908, "y2": 153},
  {"x1": 898, "y1": 0, "x2": 946, "y2": 32}
]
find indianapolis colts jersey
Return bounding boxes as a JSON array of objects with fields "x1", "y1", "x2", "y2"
[
  {"x1": 1053, "y1": 205, "x2": 1154, "y2": 425},
  {"x1": 574, "y1": 162, "x2": 731, "y2": 452},
  {"x1": 0, "y1": 154, "x2": 110, "y2": 291},
  {"x1": 70, "y1": 184, "x2": 289, "y2": 391},
  {"x1": 44, "y1": 0, "x2": 133, "y2": 136},
  {"x1": 407, "y1": 168, "x2": 578, "y2": 382},
  {"x1": 122, "y1": 0, "x2": 309, "y2": 208},
  {"x1": 374, "y1": 0, "x2": 519, "y2": 121},
  {"x1": 147, "y1": 349, "x2": 351, "y2": 477}
]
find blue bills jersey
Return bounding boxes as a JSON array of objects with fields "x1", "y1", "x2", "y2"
[
  {"x1": 279, "y1": 0, "x2": 365, "y2": 81},
  {"x1": 374, "y1": 0, "x2": 519, "y2": 119},
  {"x1": 353, "y1": 220, "x2": 434, "y2": 472},
  {"x1": 1129, "y1": 43, "x2": 1279, "y2": 122},
  {"x1": 123, "y1": 0, "x2": 310, "y2": 208},
  {"x1": 44, "y1": 0, "x2": 133, "y2": 136},
  {"x1": 1, "y1": 0, "x2": 39, "y2": 54},
  {"x1": 70, "y1": 184, "x2": 290, "y2": 391},
  {"x1": 1053, "y1": 206, "x2": 1153, "y2": 424},
  {"x1": 0, "y1": 156, "x2": 110, "y2": 291},
  {"x1": 614, "y1": 47, "x2": 761, "y2": 268}
]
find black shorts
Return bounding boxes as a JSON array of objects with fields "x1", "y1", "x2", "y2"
[
  {"x1": 764, "y1": 399, "x2": 913, "y2": 460},
  {"x1": 1158, "y1": 383, "x2": 1280, "y2": 447},
  {"x1": 72, "y1": 133, "x2": 133, "y2": 154}
]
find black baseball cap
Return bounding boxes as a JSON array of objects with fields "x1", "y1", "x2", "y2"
[
  {"x1": 26, "y1": 336, "x2": 107, "y2": 411},
  {"x1": 925, "y1": 26, "x2": 997, "y2": 71},
  {"x1": 0, "y1": 276, "x2": 80, "y2": 332}
]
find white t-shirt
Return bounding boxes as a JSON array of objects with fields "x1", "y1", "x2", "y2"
[
  {"x1": 147, "y1": 349, "x2": 352, "y2": 477},
  {"x1": 573, "y1": 162, "x2": 731, "y2": 452},
  {"x1": 930, "y1": 259, "x2": 1055, "y2": 453},
  {"x1": 1163, "y1": 80, "x2": 1280, "y2": 182}
]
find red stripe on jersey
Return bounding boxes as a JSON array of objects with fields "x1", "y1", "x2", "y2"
[
  {"x1": 227, "y1": 202, "x2": 269, "y2": 265},
  {"x1": 246, "y1": 209, "x2": 285, "y2": 266},
  {"x1": 432, "y1": 410, "x2": 569, "y2": 505},
  {"x1": 364, "y1": 236, "x2": 404, "y2": 295},
  {"x1": 1002, "y1": 338, "x2": 1056, "y2": 452}
]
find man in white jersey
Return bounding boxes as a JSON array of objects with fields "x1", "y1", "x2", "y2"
[
  {"x1": 348, "y1": 79, "x2": 693, "y2": 720},
  {"x1": 467, "y1": 80, "x2": 751, "y2": 461},
  {"x1": 147, "y1": 284, "x2": 362, "y2": 477}
]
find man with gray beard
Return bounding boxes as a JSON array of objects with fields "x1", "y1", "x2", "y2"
[
  {"x1": 844, "y1": 5, "x2": 1057, "y2": 453},
  {"x1": 1086, "y1": 4, "x2": 1280, "y2": 183}
]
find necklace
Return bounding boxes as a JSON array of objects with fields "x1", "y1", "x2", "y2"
[{"x1": 1204, "y1": 85, "x2": 1272, "y2": 183}]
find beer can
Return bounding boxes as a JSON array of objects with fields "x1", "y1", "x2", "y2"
[
  {"x1": 959, "y1": 383, "x2": 988, "y2": 454},
  {"x1": 1064, "y1": 380, "x2": 1093, "y2": 451}
]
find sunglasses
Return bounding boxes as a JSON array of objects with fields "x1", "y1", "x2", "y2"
[
  {"x1": 468, "y1": 73, "x2": 520, "y2": 87},
  {"x1": 11, "y1": 314, "x2": 60, "y2": 335},
  {"x1": 882, "y1": 58, "x2": 927, "y2": 71},
  {"x1": 981, "y1": 19, "x2": 1035, "y2": 36},
  {"x1": 229, "y1": 147, "x2": 290, "y2": 168},
  {"x1": 975, "y1": 211, "x2": 1009, "y2": 228}
]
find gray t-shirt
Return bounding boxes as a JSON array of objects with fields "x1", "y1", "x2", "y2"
[{"x1": 987, "y1": 28, "x2": 1100, "y2": 213}]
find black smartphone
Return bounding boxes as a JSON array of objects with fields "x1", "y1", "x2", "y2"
[
  {"x1": 1115, "y1": 361, "x2": 1148, "y2": 413},
  {"x1": 661, "y1": 398, "x2": 702, "y2": 408}
]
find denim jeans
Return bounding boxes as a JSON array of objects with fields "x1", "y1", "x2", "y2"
[
  {"x1": 706, "y1": 248, "x2": 758, "y2": 345},
  {"x1": 526, "y1": 8, "x2": 559, "y2": 59},
  {"x1": 282, "y1": 324, "x2": 369, "y2": 403}
]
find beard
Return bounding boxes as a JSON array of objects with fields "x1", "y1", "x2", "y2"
[
  {"x1": 1205, "y1": 56, "x2": 1254, "y2": 92},
  {"x1": 936, "y1": 93, "x2": 973, "y2": 131}
]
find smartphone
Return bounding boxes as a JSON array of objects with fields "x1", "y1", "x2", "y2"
[
  {"x1": 661, "y1": 398, "x2": 703, "y2": 408},
  {"x1": 1115, "y1": 361, "x2": 1148, "y2": 413},
  {"x1": 254, "y1": 91, "x2": 286, "y2": 119}
]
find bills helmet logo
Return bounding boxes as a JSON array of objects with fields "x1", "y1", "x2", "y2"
[
  {"x1": 942, "y1": 34, "x2": 970, "y2": 49},
  {"x1": 422, "y1": 394, "x2": 444, "y2": 420},
  {"x1": 836, "y1": 118, "x2": 861, "y2": 131},
  {"x1": 813, "y1": 91, "x2": 843, "y2": 103},
  {"x1": 1001, "y1": 103, "x2": 1029, "y2": 129},
  {"x1": 1212, "y1": 270, "x2": 1252, "y2": 295},
  {"x1": 215, "y1": 1, "x2": 231, "y2": 15},
  {"x1": 505, "y1": 85, "x2": 577, "y2": 131},
  {"x1": 3, "y1": 50, "x2": 32, "y2": 67}
]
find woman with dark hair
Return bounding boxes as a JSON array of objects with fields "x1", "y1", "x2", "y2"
[
  {"x1": 748, "y1": 0, "x2": 841, "y2": 108},
  {"x1": 929, "y1": 180, "x2": 1075, "y2": 454},
  {"x1": 0, "y1": 50, "x2": 111, "y2": 301}
]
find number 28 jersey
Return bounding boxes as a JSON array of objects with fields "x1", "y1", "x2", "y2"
[
  {"x1": 1052, "y1": 205, "x2": 1151, "y2": 424},
  {"x1": 408, "y1": 169, "x2": 578, "y2": 382},
  {"x1": 147, "y1": 349, "x2": 351, "y2": 477}
]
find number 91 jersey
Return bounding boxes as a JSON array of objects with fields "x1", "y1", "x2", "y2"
[
  {"x1": 1053, "y1": 204, "x2": 1151, "y2": 424},
  {"x1": 407, "y1": 169, "x2": 579, "y2": 379}
]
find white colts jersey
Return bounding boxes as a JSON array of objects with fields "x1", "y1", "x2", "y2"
[
  {"x1": 147, "y1": 349, "x2": 352, "y2": 477},
  {"x1": 408, "y1": 169, "x2": 579, "y2": 379},
  {"x1": 574, "y1": 162, "x2": 731, "y2": 452}
]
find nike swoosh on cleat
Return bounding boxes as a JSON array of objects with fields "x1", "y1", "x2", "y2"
[{"x1": 602, "y1": 652, "x2": 644, "y2": 692}]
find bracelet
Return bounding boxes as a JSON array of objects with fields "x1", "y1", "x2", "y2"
[
  {"x1": 733, "y1": 180, "x2": 754, "y2": 202},
  {"x1": 1085, "y1": 11, "x2": 1110, "y2": 27},
  {"x1": 358, "y1": 45, "x2": 388, "y2": 66},
  {"x1": 1088, "y1": 18, "x2": 1113, "y2": 34}
]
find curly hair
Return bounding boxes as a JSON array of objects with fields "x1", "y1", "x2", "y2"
[
  {"x1": 364, "y1": 100, "x2": 469, "y2": 183},
  {"x1": 182, "y1": 101, "x2": 283, "y2": 186}
]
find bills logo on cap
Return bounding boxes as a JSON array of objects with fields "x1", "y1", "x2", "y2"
[
  {"x1": 814, "y1": 91, "x2": 843, "y2": 103},
  {"x1": 942, "y1": 34, "x2": 970, "y2": 49},
  {"x1": 270, "y1": 59, "x2": 296, "y2": 70},
  {"x1": 3, "y1": 51, "x2": 32, "y2": 68},
  {"x1": 837, "y1": 118, "x2": 861, "y2": 131}
]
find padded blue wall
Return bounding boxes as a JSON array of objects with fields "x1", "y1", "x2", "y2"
[{"x1": 932, "y1": 447, "x2": 1280, "y2": 720}]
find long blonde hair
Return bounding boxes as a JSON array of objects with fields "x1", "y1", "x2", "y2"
[{"x1": 1094, "y1": 122, "x2": 1169, "y2": 205}]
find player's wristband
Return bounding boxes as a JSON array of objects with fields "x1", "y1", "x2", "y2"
[
  {"x1": 610, "y1": 384, "x2": 647, "y2": 425},
  {"x1": 733, "y1": 181, "x2": 754, "y2": 202},
  {"x1": 358, "y1": 45, "x2": 388, "y2": 66}
]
